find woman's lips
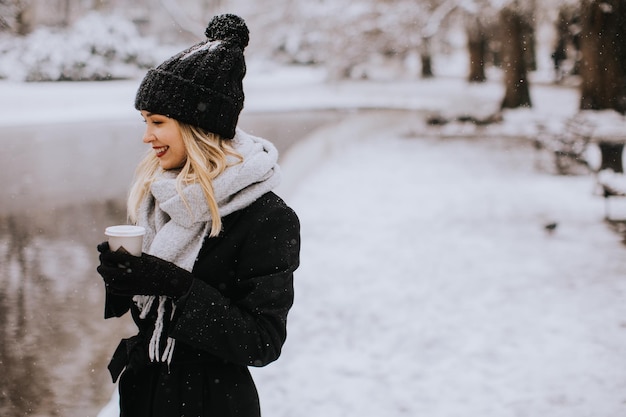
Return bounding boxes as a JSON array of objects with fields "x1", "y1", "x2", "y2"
[{"x1": 154, "y1": 146, "x2": 169, "y2": 157}]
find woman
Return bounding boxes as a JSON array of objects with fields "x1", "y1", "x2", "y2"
[{"x1": 96, "y1": 14, "x2": 300, "y2": 417}]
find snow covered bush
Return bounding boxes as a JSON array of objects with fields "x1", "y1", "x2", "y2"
[{"x1": 0, "y1": 12, "x2": 164, "y2": 82}]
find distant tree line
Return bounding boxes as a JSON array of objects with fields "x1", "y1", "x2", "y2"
[{"x1": 1, "y1": 0, "x2": 625, "y2": 114}]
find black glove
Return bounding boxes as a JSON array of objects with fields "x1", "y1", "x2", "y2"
[{"x1": 97, "y1": 241, "x2": 193, "y2": 298}]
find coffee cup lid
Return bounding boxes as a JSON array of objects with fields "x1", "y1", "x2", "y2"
[{"x1": 105, "y1": 225, "x2": 146, "y2": 237}]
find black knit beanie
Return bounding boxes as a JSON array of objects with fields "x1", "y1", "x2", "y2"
[{"x1": 134, "y1": 14, "x2": 249, "y2": 139}]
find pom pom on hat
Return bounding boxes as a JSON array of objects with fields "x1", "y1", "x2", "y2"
[
  {"x1": 134, "y1": 14, "x2": 249, "y2": 139},
  {"x1": 205, "y1": 13, "x2": 249, "y2": 48}
]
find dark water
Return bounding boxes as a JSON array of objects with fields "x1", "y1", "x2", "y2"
[
  {"x1": 0, "y1": 110, "x2": 343, "y2": 417},
  {"x1": 0, "y1": 200, "x2": 131, "y2": 417}
]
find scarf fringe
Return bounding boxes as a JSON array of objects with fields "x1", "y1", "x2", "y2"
[{"x1": 133, "y1": 295, "x2": 176, "y2": 366}]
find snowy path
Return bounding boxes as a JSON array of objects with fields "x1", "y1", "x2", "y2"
[{"x1": 252, "y1": 111, "x2": 626, "y2": 417}]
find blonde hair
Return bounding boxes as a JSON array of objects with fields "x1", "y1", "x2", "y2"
[{"x1": 127, "y1": 121, "x2": 242, "y2": 237}]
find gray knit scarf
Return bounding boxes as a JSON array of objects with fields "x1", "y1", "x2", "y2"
[{"x1": 133, "y1": 128, "x2": 281, "y2": 364}]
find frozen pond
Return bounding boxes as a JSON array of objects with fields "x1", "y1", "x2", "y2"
[{"x1": 0, "y1": 110, "x2": 344, "y2": 417}]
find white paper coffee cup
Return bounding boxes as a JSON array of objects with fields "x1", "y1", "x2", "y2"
[{"x1": 105, "y1": 225, "x2": 146, "y2": 256}]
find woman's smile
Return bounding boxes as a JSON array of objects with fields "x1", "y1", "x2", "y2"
[{"x1": 153, "y1": 145, "x2": 169, "y2": 158}]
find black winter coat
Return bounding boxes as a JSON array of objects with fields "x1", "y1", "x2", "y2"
[{"x1": 104, "y1": 192, "x2": 300, "y2": 417}]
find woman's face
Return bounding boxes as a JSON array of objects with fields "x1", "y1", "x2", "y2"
[{"x1": 141, "y1": 110, "x2": 187, "y2": 170}]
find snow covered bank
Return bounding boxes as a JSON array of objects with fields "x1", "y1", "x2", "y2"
[{"x1": 0, "y1": 64, "x2": 579, "y2": 128}]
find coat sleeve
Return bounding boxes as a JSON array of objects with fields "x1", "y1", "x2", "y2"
[{"x1": 168, "y1": 200, "x2": 300, "y2": 367}]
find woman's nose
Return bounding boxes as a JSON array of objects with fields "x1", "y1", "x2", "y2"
[{"x1": 143, "y1": 130, "x2": 155, "y2": 143}]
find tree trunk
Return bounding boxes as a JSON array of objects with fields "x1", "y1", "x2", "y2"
[
  {"x1": 499, "y1": 7, "x2": 532, "y2": 109},
  {"x1": 521, "y1": 16, "x2": 537, "y2": 72},
  {"x1": 420, "y1": 37, "x2": 433, "y2": 78},
  {"x1": 467, "y1": 18, "x2": 487, "y2": 82},
  {"x1": 579, "y1": 0, "x2": 626, "y2": 113},
  {"x1": 421, "y1": 54, "x2": 433, "y2": 78}
]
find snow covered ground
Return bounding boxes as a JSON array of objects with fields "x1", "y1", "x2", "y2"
[
  {"x1": 258, "y1": 110, "x2": 626, "y2": 417},
  {"x1": 250, "y1": 69, "x2": 626, "y2": 417},
  {"x1": 3, "y1": 64, "x2": 626, "y2": 416}
]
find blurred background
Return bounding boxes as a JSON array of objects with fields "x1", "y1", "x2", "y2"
[
  {"x1": 2, "y1": 0, "x2": 625, "y2": 107},
  {"x1": 2, "y1": 0, "x2": 625, "y2": 111},
  {"x1": 0, "y1": 0, "x2": 611, "y2": 85},
  {"x1": 1, "y1": 1, "x2": 626, "y2": 416}
]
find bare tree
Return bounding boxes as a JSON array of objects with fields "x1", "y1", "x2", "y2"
[
  {"x1": 466, "y1": 15, "x2": 488, "y2": 82},
  {"x1": 579, "y1": 0, "x2": 626, "y2": 113},
  {"x1": 458, "y1": 0, "x2": 502, "y2": 83},
  {"x1": 419, "y1": 0, "x2": 458, "y2": 78},
  {"x1": 577, "y1": 0, "x2": 626, "y2": 173},
  {"x1": 499, "y1": 4, "x2": 533, "y2": 109}
]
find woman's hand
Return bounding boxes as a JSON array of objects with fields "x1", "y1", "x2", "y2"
[{"x1": 96, "y1": 242, "x2": 193, "y2": 298}]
